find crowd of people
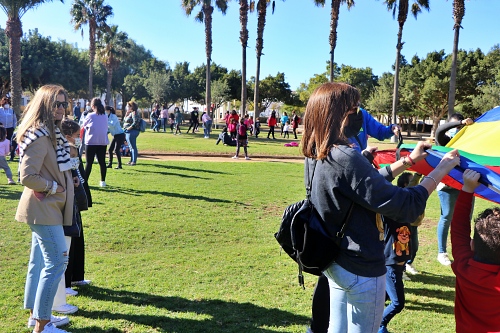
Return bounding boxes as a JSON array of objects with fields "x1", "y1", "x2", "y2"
[{"x1": 4, "y1": 82, "x2": 500, "y2": 333}]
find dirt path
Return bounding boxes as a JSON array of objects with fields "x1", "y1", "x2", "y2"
[{"x1": 139, "y1": 152, "x2": 303, "y2": 163}]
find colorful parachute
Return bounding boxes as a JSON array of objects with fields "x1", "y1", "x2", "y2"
[{"x1": 373, "y1": 106, "x2": 500, "y2": 204}]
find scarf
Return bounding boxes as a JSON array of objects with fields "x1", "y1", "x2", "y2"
[{"x1": 18, "y1": 125, "x2": 72, "y2": 172}]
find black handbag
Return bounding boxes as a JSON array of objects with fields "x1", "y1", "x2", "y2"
[
  {"x1": 64, "y1": 201, "x2": 82, "y2": 237},
  {"x1": 275, "y1": 159, "x2": 355, "y2": 287}
]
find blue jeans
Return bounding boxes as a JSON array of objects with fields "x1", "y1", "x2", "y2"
[
  {"x1": 24, "y1": 224, "x2": 68, "y2": 320},
  {"x1": 125, "y1": 129, "x2": 140, "y2": 163},
  {"x1": 161, "y1": 118, "x2": 167, "y2": 132},
  {"x1": 380, "y1": 265, "x2": 405, "y2": 328},
  {"x1": 204, "y1": 121, "x2": 212, "y2": 137},
  {"x1": 437, "y1": 188, "x2": 459, "y2": 253},
  {"x1": 323, "y1": 262, "x2": 386, "y2": 333}
]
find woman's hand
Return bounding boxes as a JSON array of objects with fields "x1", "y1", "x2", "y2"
[
  {"x1": 462, "y1": 169, "x2": 480, "y2": 193},
  {"x1": 56, "y1": 184, "x2": 65, "y2": 193},
  {"x1": 408, "y1": 141, "x2": 432, "y2": 163},
  {"x1": 436, "y1": 148, "x2": 461, "y2": 173},
  {"x1": 73, "y1": 176, "x2": 80, "y2": 188}
]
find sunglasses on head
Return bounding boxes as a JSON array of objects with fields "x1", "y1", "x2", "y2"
[{"x1": 55, "y1": 101, "x2": 69, "y2": 109}]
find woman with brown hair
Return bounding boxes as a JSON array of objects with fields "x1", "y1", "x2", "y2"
[
  {"x1": 123, "y1": 101, "x2": 141, "y2": 165},
  {"x1": 16, "y1": 84, "x2": 77, "y2": 333},
  {"x1": 301, "y1": 82, "x2": 459, "y2": 333}
]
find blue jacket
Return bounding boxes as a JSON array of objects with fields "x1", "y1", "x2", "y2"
[
  {"x1": 348, "y1": 108, "x2": 395, "y2": 152},
  {"x1": 107, "y1": 113, "x2": 124, "y2": 136}
]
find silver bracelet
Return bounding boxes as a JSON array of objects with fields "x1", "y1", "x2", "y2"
[
  {"x1": 50, "y1": 181, "x2": 58, "y2": 195},
  {"x1": 424, "y1": 175, "x2": 438, "y2": 188}
]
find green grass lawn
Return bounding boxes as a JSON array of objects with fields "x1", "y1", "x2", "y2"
[{"x1": 0, "y1": 132, "x2": 493, "y2": 332}]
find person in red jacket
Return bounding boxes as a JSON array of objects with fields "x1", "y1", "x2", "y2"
[
  {"x1": 267, "y1": 110, "x2": 277, "y2": 139},
  {"x1": 451, "y1": 169, "x2": 500, "y2": 333}
]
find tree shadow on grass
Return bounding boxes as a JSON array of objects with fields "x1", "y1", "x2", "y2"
[
  {"x1": 0, "y1": 186, "x2": 21, "y2": 201},
  {"x1": 404, "y1": 299, "x2": 455, "y2": 315},
  {"x1": 144, "y1": 162, "x2": 226, "y2": 175},
  {"x1": 94, "y1": 186, "x2": 245, "y2": 205},
  {"x1": 133, "y1": 168, "x2": 211, "y2": 180},
  {"x1": 70, "y1": 286, "x2": 308, "y2": 333},
  {"x1": 406, "y1": 271, "x2": 455, "y2": 289}
]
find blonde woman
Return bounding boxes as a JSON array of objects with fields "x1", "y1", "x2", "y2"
[{"x1": 16, "y1": 85, "x2": 77, "y2": 333}]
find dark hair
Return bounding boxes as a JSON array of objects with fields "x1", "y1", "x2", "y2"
[
  {"x1": 0, "y1": 126, "x2": 6, "y2": 141},
  {"x1": 1, "y1": 96, "x2": 11, "y2": 106},
  {"x1": 450, "y1": 113, "x2": 464, "y2": 122},
  {"x1": 60, "y1": 117, "x2": 81, "y2": 136},
  {"x1": 301, "y1": 82, "x2": 360, "y2": 159},
  {"x1": 231, "y1": 110, "x2": 237, "y2": 115},
  {"x1": 397, "y1": 172, "x2": 412, "y2": 188},
  {"x1": 127, "y1": 101, "x2": 138, "y2": 112},
  {"x1": 105, "y1": 106, "x2": 116, "y2": 114},
  {"x1": 222, "y1": 126, "x2": 228, "y2": 133},
  {"x1": 473, "y1": 207, "x2": 500, "y2": 264},
  {"x1": 91, "y1": 98, "x2": 105, "y2": 115}
]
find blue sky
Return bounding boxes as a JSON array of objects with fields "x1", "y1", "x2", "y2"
[{"x1": 0, "y1": 0, "x2": 498, "y2": 90}]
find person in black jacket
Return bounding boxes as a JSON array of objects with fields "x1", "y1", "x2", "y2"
[{"x1": 187, "y1": 107, "x2": 200, "y2": 133}]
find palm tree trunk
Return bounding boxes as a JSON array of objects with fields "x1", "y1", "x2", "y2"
[
  {"x1": 240, "y1": 0, "x2": 249, "y2": 117},
  {"x1": 5, "y1": 16, "x2": 23, "y2": 118},
  {"x1": 329, "y1": 0, "x2": 341, "y2": 82},
  {"x1": 447, "y1": 0, "x2": 465, "y2": 120},
  {"x1": 106, "y1": 67, "x2": 113, "y2": 106},
  {"x1": 254, "y1": 0, "x2": 267, "y2": 121},
  {"x1": 88, "y1": 23, "x2": 96, "y2": 99},
  {"x1": 391, "y1": 25, "x2": 403, "y2": 140},
  {"x1": 204, "y1": 4, "x2": 214, "y2": 114}
]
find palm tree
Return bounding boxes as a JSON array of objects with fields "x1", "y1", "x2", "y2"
[
  {"x1": 239, "y1": 0, "x2": 252, "y2": 115},
  {"x1": 97, "y1": 25, "x2": 129, "y2": 106},
  {"x1": 181, "y1": 0, "x2": 229, "y2": 114},
  {"x1": 447, "y1": 0, "x2": 465, "y2": 119},
  {"x1": 253, "y1": 0, "x2": 273, "y2": 120},
  {"x1": 313, "y1": 0, "x2": 355, "y2": 82},
  {"x1": 384, "y1": 0, "x2": 429, "y2": 134},
  {"x1": 70, "y1": 0, "x2": 113, "y2": 99},
  {"x1": 0, "y1": 0, "x2": 62, "y2": 116}
]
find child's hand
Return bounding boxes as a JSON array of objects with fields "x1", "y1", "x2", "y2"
[{"x1": 462, "y1": 169, "x2": 480, "y2": 193}]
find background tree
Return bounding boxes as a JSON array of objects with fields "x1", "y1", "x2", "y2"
[
  {"x1": 447, "y1": 0, "x2": 465, "y2": 119},
  {"x1": 384, "y1": 0, "x2": 429, "y2": 139},
  {"x1": 210, "y1": 79, "x2": 231, "y2": 111},
  {"x1": 97, "y1": 24, "x2": 129, "y2": 105},
  {"x1": 181, "y1": 0, "x2": 229, "y2": 113},
  {"x1": 252, "y1": 0, "x2": 270, "y2": 121},
  {"x1": 313, "y1": 0, "x2": 355, "y2": 81},
  {"x1": 70, "y1": 0, "x2": 113, "y2": 99},
  {"x1": 238, "y1": 0, "x2": 253, "y2": 114},
  {"x1": 0, "y1": 0, "x2": 62, "y2": 117},
  {"x1": 254, "y1": 72, "x2": 292, "y2": 111}
]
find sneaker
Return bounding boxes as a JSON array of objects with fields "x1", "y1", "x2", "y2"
[
  {"x1": 28, "y1": 315, "x2": 69, "y2": 328},
  {"x1": 52, "y1": 303, "x2": 78, "y2": 314},
  {"x1": 38, "y1": 322, "x2": 71, "y2": 333},
  {"x1": 106, "y1": 164, "x2": 112, "y2": 168},
  {"x1": 65, "y1": 287, "x2": 78, "y2": 296},
  {"x1": 245, "y1": 156, "x2": 251, "y2": 160},
  {"x1": 232, "y1": 156, "x2": 238, "y2": 159},
  {"x1": 437, "y1": 253, "x2": 452, "y2": 266},
  {"x1": 115, "y1": 166, "x2": 122, "y2": 169},
  {"x1": 99, "y1": 181, "x2": 106, "y2": 187},
  {"x1": 406, "y1": 263, "x2": 419, "y2": 275},
  {"x1": 8, "y1": 179, "x2": 16, "y2": 185},
  {"x1": 402, "y1": 272, "x2": 411, "y2": 281},
  {"x1": 71, "y1": 279, "x2": 91, "y2": 286}
]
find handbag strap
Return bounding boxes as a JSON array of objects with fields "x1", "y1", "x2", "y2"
[{"x1": 306, "y1": 158, "x2": 355, "y2": 241}]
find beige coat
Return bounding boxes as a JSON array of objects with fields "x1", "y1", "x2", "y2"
[{"x1": 15, "y1": 136, "x2": 74, "y2": 226}]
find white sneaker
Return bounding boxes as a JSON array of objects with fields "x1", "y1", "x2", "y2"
[
  {"x1": 99, "y1": 181, "x2": 106, "y2": 187},
  {"x1": 437, "y1": 252, "x2": 452, "y2": 266},
  {"x1": 71, "y1": 279, "x2": 91, "y2": 286},
  {"x1": 65, "y1": 287, "x2": 78, "y2": 296},
  {"x1": 232, "y1": 155, "x2": 238, "y2": 159},
  {"x1": 402, "y1": 272, "x2": 411, "y2": 281},
  {"x1": 38, "y1": 322, "x2": 71, "y2": 333},
  {"x1": 406, "y1": 263, "x2": 419, "y2": 275},
  {"x1": 245, "y1": 156, "x2": 251, "y2": 160},
  {"x1": 28, "y1": 315, "x2": 69, "y2": 328},
  {"x1": 52, "y1": 303, "x2": 78, "y2": 314}
]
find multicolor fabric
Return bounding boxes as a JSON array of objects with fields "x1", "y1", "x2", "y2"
[{"x1": 374, "y1": 107, "x2": 500, "y2": 204}]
